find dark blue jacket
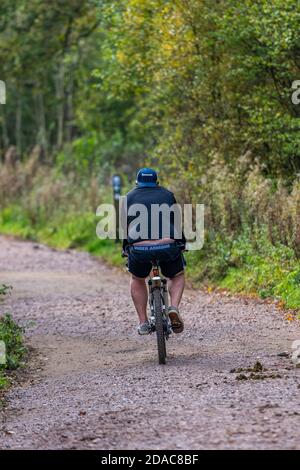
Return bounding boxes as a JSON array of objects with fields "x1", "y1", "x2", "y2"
[{"x1": 121, "y1": 185, "x2": 186, "y2": 250}]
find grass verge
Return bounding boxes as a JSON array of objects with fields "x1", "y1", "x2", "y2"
[{"x1": 186, "y1": 229, "x2": 300, "y2": 313}]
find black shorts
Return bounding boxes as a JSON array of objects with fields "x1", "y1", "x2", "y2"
[{"x1": 127, "y1": 243, "x2": 186, "y2": 279}]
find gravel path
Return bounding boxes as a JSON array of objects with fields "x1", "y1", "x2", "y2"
[{"x1": 0, "y1": 235, "x2": 299, "y2": 450}]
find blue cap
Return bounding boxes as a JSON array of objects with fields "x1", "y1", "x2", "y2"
[{"x1": 136, "y1": 168, "x2": 158, "y2": 187}]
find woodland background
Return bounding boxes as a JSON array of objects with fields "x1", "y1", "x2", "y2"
[{"x1": 1, "y1": 0, "x2": 300, "y2": 310}]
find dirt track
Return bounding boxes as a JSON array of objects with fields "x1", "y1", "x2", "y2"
[{"x1": 0, "y1": 235, "x2": 299, "y2": 450}]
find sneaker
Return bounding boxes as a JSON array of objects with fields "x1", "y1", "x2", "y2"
[
  {"x1": 138, "y1": 321, "x2": 151, "y2": 335},
  {"x1": 168, "y1": 306, "x2": 184, "y2": 334}
]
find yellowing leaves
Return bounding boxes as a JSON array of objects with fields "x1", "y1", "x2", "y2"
[
  {"x1": 162, "y1": 43, "x2": 173, "y2": 52},
  {"x1": 116, "y1": 51, "x2": 126, "y2": 65}
]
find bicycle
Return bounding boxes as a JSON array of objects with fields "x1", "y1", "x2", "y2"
[
  {"x1": 123, "y1": 242, "x2": 186, "y2": 365},
  {"x1": 148, "y1": 259, "x2": 172, "y2": 365}
]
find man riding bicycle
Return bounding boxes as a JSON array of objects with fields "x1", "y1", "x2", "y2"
[{"x1": 122, "y1": 168, "x2": 186, "y2": 335}]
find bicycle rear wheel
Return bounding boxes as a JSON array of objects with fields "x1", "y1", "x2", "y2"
[{"x1": 153, "y1": 288, "x2": 166, "y2": 364}]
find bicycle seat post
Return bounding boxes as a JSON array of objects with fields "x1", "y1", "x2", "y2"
[{"x1": 149, "y1": 260, "x2": 161, "y2": 288}]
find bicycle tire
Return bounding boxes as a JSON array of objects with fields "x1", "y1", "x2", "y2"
[{"x1": 153, "y1": 288, "x2": 166, "y2": 365}]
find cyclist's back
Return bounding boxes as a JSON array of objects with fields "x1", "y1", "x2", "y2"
[{"x1": 122, "y1": 168, "x2": 186, "y2": 335}]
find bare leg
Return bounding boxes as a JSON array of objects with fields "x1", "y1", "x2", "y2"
[
  {"x1": 168, "y1": 272, "x2": 185, "y2": 308},
  {"x1": 130, "y1": 275, "x2": 148, "y2": 324}
]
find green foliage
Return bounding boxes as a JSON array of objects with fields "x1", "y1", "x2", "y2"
[
  {"x1": 0, "y1": 314, "x2": 27, "y2": 389},
  {"x1": 273, "y1": 269, "x2": 300, "y2": 309},
  {"x1": 1, "y1": 0, "x2": 300, "y2": 176},
  {"x1": 1, "y1": 173, "x2": 300, "y2": 311},
  {"x1": 0, "y1": 276, "x2": 27, "y2": 390},
  {"x1": 0, "y1": 375, "x2": 9, "y2": 389},
  {"x1": 0, "y1": 284, "x2": 11, "y2": 298},
  {"x1": 1, "y1": 1, "x2": 300, "y2": 316},
  {"x1": 0, "y1": 204, "x2": 123, "y2": 268},
  {"x1": 184, "y1": 223, "x2": 300, "y2": 312},
  {"x1": 94, "y1": 0, "x2": 300, "y2": 179},
  {"x1": 0, "y1": 314, "x2": 27, "y2": 371}
]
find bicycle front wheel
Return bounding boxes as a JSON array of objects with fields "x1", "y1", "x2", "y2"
[{"x1": 153, "y1": 288, "x2": 166, "y2": 365}]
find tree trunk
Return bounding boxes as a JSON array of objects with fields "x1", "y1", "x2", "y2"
[
  {"x1": 16, "y1": 94, "x2": 22, "y2": 158},
  {"x1": 55, "y1": 62, "x2": 65, "y2": 150},
  {"x1": 1, "y1": 107, "x2": 9, "y2": 152},
  {"x1": 36, "y1": 91, "x2": 48, "y2": 158},
  {"x1": 65, "y1": 74, "x2": 74, "y2": 143}
]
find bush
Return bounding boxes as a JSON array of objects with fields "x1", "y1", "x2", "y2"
[
  {"x1": 0, "y1": 285, "x2": 27, "y2": 390},
  {"x1": 0, "y1": 314, "x2": 27, "y2": 371}
]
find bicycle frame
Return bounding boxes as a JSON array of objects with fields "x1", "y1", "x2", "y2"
[{"x1": 148, "y1": 261, "x2": 172, "y2": 339}]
